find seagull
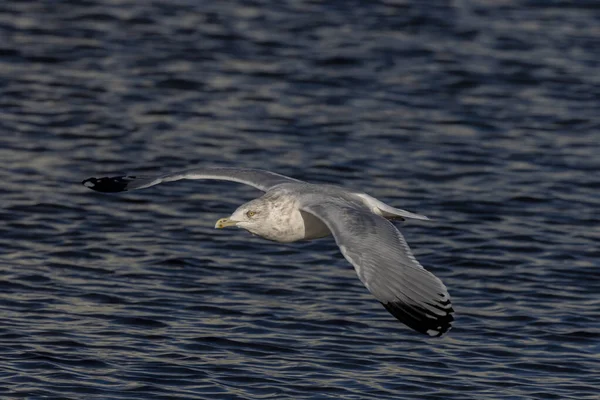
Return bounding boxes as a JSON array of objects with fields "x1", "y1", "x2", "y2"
[{"x1": 82, "y1": 167, "x2": 454, "y2": 337}]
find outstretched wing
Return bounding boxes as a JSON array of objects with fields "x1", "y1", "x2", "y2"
[
  {"x1": 301, "y1": 202, "x2": 454, "y2": 337},
  {"x1": 82, "y1": 167, "x2": 302, "y2": 193}
]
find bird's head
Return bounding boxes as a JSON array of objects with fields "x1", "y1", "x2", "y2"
[{"x1": 214, "y1": 199, "x2": 270, "y2": 236}]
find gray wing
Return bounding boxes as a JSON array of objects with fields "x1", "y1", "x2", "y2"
[
  {"x1": 82, "y1": 167, "x2": 302, "y2": 193},
  {"x1": 301, "y1": 202, "x2": 454, "y2": 337}
]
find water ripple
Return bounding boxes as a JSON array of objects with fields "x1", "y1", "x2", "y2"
[{"x1": 1, "y1": 0, "x2": 599, "y2": 399}]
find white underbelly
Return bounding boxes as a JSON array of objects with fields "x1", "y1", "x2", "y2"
[
  {"x1": 249, "y1": 194, "x2": 331, "y2": 243},
  {"x1": 259, "y1": 209, "x2": 330, "y2": 243}
]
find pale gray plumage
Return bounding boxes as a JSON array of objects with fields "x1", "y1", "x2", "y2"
[
  {"x1": 82, "y1": 167, "x2": 454, "y2": 337},
  {"x1": 82, "y1": 167, "x2": 301, "y2": 193}
]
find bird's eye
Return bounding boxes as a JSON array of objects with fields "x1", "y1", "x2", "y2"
[{"x1": 246, "y1": 211, "x2": 256, "y2": 218}]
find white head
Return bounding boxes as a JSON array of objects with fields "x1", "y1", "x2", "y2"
[{"x1": 214, "y1": 198, "x2": 272, "y2": 237}]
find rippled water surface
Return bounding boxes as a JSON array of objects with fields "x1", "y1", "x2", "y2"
[{"x1": 1, "y1": 0, "x2": 599, "y2": 399}]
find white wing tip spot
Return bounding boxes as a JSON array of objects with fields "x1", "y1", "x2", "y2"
[
  {"x1": 427, "y1": 328, "x2": 442, "y2": 337},
  {"x1": 83, "y1": 180, "x2": 95, "y2": 188}
]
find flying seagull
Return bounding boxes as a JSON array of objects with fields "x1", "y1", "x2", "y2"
[{"x1": 82, "y1": 167, "x2": 454, "y2": 336}]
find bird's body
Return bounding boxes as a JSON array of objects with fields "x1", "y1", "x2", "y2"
[
  {"x1": 228, "y1": 183, "x2": 371, "y2": 242},
  {"x1": 83, "y1": 167, "x2": 454, "y2": 337},
  {"x1": 232, "y1": 185, "x2": 323, "y2": 242}
]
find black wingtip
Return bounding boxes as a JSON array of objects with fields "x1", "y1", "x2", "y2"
[
  {"x1": 82, "y1": 176, "x2": 135, "y2": 193},
  {"x1": 382, "y1": 301, "x2": 455, "y2": 337}
]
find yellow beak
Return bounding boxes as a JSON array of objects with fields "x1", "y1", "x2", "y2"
[{"x1": 215, "y1": 217, "x2": 238, "y2": 229}]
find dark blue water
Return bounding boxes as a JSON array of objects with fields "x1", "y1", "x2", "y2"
[{"x1": 1, "y1": 1, "x2": 599, "y2": 399}]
